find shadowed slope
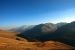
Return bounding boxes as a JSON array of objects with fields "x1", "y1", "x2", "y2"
[
  {"x1": 18, "y1": 23, "x2": 57, "y2": 41},
  {"x1": 55, "y1": 21, "x2": 75, "y2": 47}
]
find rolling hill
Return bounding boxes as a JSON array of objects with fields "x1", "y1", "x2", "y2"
[
  {"x1": 0, "y1": 30, "x2": 27, "y2": 41},
  {"x1": 0, "y1": 36, "x2": 74, "y2": 50}
]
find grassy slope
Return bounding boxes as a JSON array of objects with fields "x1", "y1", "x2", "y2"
[{"x1": 0, "y1": 30, "x2": 27, "y2": 41}]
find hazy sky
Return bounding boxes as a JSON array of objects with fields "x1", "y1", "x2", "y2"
[{"x1": 0, "y1": 0, "x2": 75, "y2": 28}]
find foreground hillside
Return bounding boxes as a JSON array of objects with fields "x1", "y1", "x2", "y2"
[
  {"x1": 0, "y1": 30, "x2": 74, "y2": 50},
  {"x1": 0, "y1": 37, "x2": 74, "y2": 50}
]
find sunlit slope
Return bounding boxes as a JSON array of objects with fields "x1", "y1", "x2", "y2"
[
  {"x1": 0, "y1": 37, "x2": 74, "y2": 50},
  {"x1": 0, "y1": 37, "x2": 35, "y2": 50},
  {"x1": 0, "y1": 30, "x2": 27, "y2": 41}
]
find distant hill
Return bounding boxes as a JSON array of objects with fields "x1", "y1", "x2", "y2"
[
  {"x1": 56, "y1": 22, "x2": 67, "y2": 28},
  {"x1": 10, "y1": 22, "x2": 67, "y2": 33},
  {"x1": 10, "y1": 25, "x2": 35, "y2": 32},
  {"x1": 17, "y1": 23, "x2": 67, "y2": 42},
  {"x1": 17, "y1": 23, "x2": 58, "y2": 41}
]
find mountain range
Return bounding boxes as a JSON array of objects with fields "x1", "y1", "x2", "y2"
[
  {"x1": 10, "y1": 22, "x2": 75, "y2": 47},
  {"x1": 0, "y1": 21, "x2": 75, "y2": 50}
]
